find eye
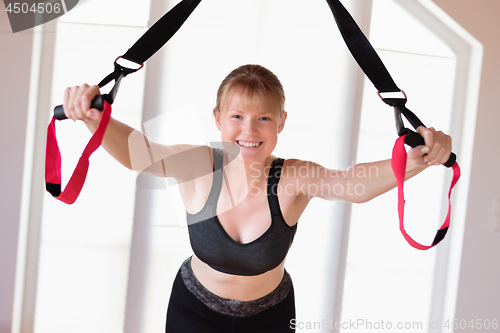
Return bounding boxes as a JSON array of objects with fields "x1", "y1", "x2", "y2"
[
  {"x1": 232, "y1": 115, "x2": 243, "y2": 120},
  {"x1": 259, "y1": 116, "x2": 271, "y2": 121}
]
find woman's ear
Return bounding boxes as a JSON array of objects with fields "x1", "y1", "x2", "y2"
[
  {"x1": 213, "y1": 109, "x2": 222, "y2": 131},
  {"x1": 278, "y1": 111, "x2": 287, "y2": 134}
]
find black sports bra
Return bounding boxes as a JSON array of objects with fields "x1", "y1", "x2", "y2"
[{"x1": 186, "y1": 148, "x2": 297, "y2": 276}]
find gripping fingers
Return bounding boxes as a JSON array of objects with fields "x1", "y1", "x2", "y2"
[
  {"x1": 74, "y1": 84, "x2": 90, "y2": 119},
  {"x1": 62, "y1": 87, "x2": 72, "y2": 119},
  {"x1": 63, "y1": 86, "x2": 79, "y2": 120},
  {"x1": 417, "y1": 127, "x2": 452, "y2": 165},
  {"x1": 63, "y1": 84, "x2": 100, "y2": 121},
  {"x1": 64, "y1": 85, "x2": 86, "y2": 120},
  {"x1": 80, "y1": 85, "x2": 100, "y2": 116}
]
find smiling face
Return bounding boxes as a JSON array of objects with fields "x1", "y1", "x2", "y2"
[
  {"x1": 213, "y1": 65, "x2": 287, "y2": 164},
  {"x1": 214, "y1": 87, "x2": 287, "y2": 164}
]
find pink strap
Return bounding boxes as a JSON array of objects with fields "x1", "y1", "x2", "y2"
[
  {"x1": 391, "y1": 134, "x2": 461, "y2": 250},
  {"x1": 45, "y1": 101, "x2": 112, "y2": 204}
]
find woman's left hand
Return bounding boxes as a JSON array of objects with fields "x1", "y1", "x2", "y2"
[{"x1": 406, "y1": 126, "x2": 452, "y2": 168}]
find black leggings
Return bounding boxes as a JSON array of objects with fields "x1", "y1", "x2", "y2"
[{"x1": 165, "y1": 263, "x2": 295, "y2": 333}]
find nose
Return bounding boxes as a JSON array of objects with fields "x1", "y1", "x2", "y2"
[{"x1": 243, "y1": 118, "x2": 258, "y2": 135}]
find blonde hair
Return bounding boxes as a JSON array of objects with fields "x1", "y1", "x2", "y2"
[{"x1": 214, "y1": 64, "x2": 285, "y2": 116}]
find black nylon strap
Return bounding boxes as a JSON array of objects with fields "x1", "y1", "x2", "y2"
[
  {"x1": 122, "y1": 0, "x2": 202, "y2": 65},
  {"x1": 267, "y1": 158, "x2": 285, "y2": 218},
  {"x1": 325, "y1": 0, "x2": 400, "y2": 93},
  {"x1": 52, "y1": 0, "x2": 202, "y2": 121},
  {"x1": 325, "y1": 0, "x2": 457, "y2": 168},
  {"x1": 432, "y1": 227, "x2": 448, "y2": 246}
]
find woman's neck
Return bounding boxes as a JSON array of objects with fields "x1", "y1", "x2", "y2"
[{"x1": 223, "y1": 152, "x2": 273, "y2": 197}]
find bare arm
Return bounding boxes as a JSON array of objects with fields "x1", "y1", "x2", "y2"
[
  {"x1": 62, "y1": 84, "x2": 211, "y2": 180},
  {"x1": 292, "y1": 126, "x2": 452, "y2": 203}
]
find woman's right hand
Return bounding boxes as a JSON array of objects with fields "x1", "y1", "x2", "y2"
[{"x1": 63, "y1": 84, "x2": 102, "y2": 122}]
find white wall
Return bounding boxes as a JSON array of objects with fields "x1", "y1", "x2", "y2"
[
  {"x1": 0, "y1": 9, "x2": 33, "y2": 333},
  {"x1": 1, "y1": 1, "x2": 499, "y2": 332},
  {"x1": 432, "y1": 0, "x2": 500, "y2": 324}
]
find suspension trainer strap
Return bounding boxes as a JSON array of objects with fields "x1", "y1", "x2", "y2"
[
  {"x1": 325, "y1": 0, "x2": 460, "y2": 249},
  {"x1": 46, "y1": 102, "x2": 112, "y2": 204},
  {"x1": 326, "y1": 0, "x2": 400, "y2": 93},
  {"x1": 46, "y1": 0, "x2": 201, "y2": 203},
  {"x1": 47, "y1": 0, "x2": 459, "y2": 250},
  {"x1": 392, "y1": 135, "x2": 461, "y2": 249},
  {"x1": 121, "y1": 0, "x2": 202, "y2": 65}
]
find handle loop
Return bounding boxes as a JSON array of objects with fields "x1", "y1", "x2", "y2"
[
  {"x1": 391, "y1": 134, "x2": 460, "y2": 250},
  {"x1": 45, "y1": 101, "x2": 112, "y2": 204}
]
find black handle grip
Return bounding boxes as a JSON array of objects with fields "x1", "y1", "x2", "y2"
[
  {"x1": 403, "y1": 129, "x2": 456, "y2": 168},
  {"x1": 53, "y1": 95, "x2": 106, "y2": 120}
]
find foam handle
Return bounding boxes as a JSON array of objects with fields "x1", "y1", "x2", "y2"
[
  {"x1": 53, "y1": 95, "x2": 105, "y2": 120},
  {"x1": 403, "y1": 129, "x2": 456, "y2": 168}
]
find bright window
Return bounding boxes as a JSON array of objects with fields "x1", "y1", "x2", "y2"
[
  {"x1": 31, "y1": 1, "x2": 467, "y2": 333},
  {"x1": 35, "y1": 1, "x2": 148, "y2": 332},
  {"x1": 341, "y1": 0, "x2": 455, "y2": 331}
]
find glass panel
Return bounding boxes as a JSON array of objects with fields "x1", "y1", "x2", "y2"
[
  {"x1": 341, "y1": 0, "x2": 456, "y2": 331},
  {"x1": 34, "y1": 1, "x2": 148, "y2": 332}
]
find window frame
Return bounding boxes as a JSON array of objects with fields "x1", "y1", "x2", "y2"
[{"x1": 16, "y1": 0, "x2": 482, "y2": 332}]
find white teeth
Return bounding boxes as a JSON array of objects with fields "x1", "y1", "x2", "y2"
[{"x1": 237, "y1": 141, "x2": 261, "y2": 148}]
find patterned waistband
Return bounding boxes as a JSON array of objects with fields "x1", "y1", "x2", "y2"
[{"x1": 180, "y1": 257, "x2": 292, "y2": 317}]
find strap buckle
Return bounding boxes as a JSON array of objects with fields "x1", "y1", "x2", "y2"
[
  {"x1": 386, "y1": 92, "x2": 457, "y2": 168},
  {"x1": 95, "y1": 56, "x2": 145, "y2": 106},
  {"x1": 114, "y1": 56, "x2": 144, "y2": 76},
  {"x1": 377, "y1": 90, "x2": 407, "y2": 102},
  {"x1": 376, "y1": 90, "x2": 426, "y2": 137}
]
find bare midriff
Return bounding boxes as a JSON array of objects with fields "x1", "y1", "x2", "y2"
[{"x1": 190, "y1": 254, "x2": 286, "y2": 302}]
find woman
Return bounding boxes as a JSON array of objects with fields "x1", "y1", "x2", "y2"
[{"x1": 62, "y1": 64, "x2": 452, "y2": 332}]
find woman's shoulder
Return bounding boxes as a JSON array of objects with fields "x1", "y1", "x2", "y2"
[
  {"x1": 158, "y1": 144, "x2": 212, "y2": 181},
  {"x1": 278, "y1": 158, "x2": 319, "y2": 191},
  {"x1": 280, "y1": 157, "x2": 339, "y2": 191}
]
